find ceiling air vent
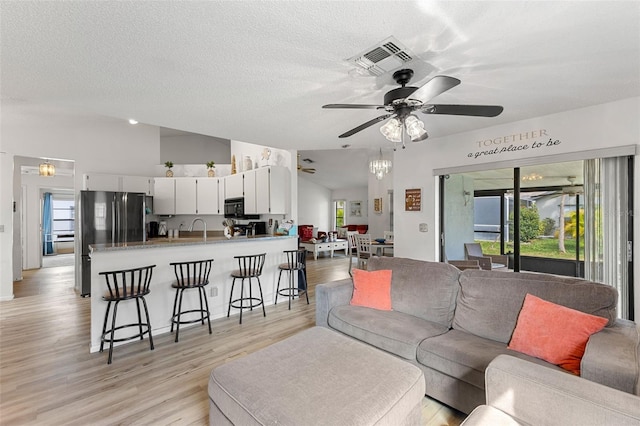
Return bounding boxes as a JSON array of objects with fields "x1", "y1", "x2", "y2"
[{"x1": 348, "y1": 36, "x2": 414, "y2": 77}]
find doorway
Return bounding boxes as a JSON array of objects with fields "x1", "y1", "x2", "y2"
[{"x1": 441, "y1": 156, "x2": 633, "y2": 320}]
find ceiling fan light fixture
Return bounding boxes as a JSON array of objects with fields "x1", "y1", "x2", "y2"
[
  {"x1": 369, "y1": 148, "x2": 392, "y2": 180},
  {"x1": 405, "y1": 114, "x2": 428, "y2": 141},
  {"x1": 380, "y1": 118, "x2": 402, "y2": 142}
]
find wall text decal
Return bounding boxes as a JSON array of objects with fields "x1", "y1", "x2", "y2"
[{"x1": 467, "y1": 128, "x2": 562, "y2": 160}]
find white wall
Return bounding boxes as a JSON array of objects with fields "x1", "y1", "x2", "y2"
[
  {"x1": 297, "y1": 175, "x2": 331, "y2": 232},
  {"x1": 392, "y1": 97, "x2": 640, "y2": 319},
  {"x1": 1, "y1": 103, "x2": 161, "y2": 300},
  {"x1": 160, "y1": 133, "x2": 230, "y2": 165}
]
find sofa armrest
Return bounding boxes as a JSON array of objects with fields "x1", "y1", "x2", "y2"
[
  {"x1": 481, "y1": 355, "x2": 640, "y2": 425},
  {"x1": 582, "y1": 319, "x2": 640, "y2": 395},
  {"x1": 315, "y1": 278, "x2": 353, "y2": 328}
]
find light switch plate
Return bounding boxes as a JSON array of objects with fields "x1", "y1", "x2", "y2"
[{"x1": 419, "y1": 223, "x2": 428, "y2": 232}]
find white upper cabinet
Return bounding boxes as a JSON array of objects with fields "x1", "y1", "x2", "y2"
[
  {"x1": 256, "y1": 166, "x2": 288, "y2": 214},
  {"x1": 84, "y1": 174, "x2": 153, "y2": 195},
  {"x1": 196, "y1": 178, "x2": 221, "y2": 215},
  {"x1": 153, "y1": 178, "x2": 176, "y2": 215},
  {"x1": 83, "y1": 174, "x2": 120, "y2": 192},
  {"x1": 244, "y1": 170, "x2": 258, "y2": 214},
  {"x1": 122, "y1": 176, "x2": 153, "y2": 195},
  {"x1": 224, "y1": 173, "x2": 244, "y2": 199},
  {"x1": 175, "y1": 178, "x2": 198, "y2": 215}
]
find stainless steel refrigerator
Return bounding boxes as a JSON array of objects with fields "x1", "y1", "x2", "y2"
[{"x1": 80, "y1": 191, "x2": 146, "y2": 296}]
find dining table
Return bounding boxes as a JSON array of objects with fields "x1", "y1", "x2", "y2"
[{"x1": 370, "y1": 240, "x2": 394, "y2": 256}]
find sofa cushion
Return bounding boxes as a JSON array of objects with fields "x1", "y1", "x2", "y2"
[
  {"x1": 417, "y1": 329, "x2": 565, "y2": 389},
  {"x1": 453, "y1": 270, "x2": 617, "y2": 344},
  {"x1": 350, "y1": 268, "x2": 392, "y2": 311},
  {"x1": 329, "y1": 305, "x2": 449, "y2": 360},
  {"x1": 367, "y1": 257, "x2": 460, "y2": 327},
  {"x1": 508, "y1": 294, "x2": 608, "y2": 375}
]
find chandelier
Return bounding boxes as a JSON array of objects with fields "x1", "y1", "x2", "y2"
[
  {"x1": 39, "y1": 160, "x2": 56, "y2": 177},
  {"x1": 369, "y1": 149, "x2": 392, "y2": 180},
  {"x1": 380, "y1": 114, "x2": 428, "y2": 149}
]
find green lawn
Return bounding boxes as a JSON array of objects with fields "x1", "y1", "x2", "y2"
[{"x1": 480, "y1": 238, "x2": 584, "y2": 260}]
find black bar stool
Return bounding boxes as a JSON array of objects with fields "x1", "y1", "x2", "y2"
[
  {"x1": 227, "y1": 253, "x2": 266, "y2": 324},
  {"x1": 275, "y1": 249, "x2": 309, "y2": 309},
  {"x1": 99, "y1": 264, "x2": 156, "y2": 364},
  {"x1": 170, "y1": 258, "x2": 213, "y2": 342}
]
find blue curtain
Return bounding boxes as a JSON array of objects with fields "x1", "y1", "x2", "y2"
[{"x1": 43, "y1": 192, "x2": 54, "y2": 255}]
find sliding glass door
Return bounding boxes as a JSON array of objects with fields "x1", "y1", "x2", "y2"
[{"x1": 440, "y1": 156, "x2": 633, "y2": 320}]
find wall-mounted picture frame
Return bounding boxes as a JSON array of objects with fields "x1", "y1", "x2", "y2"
[
  {"x1": 405, "y1": 188, "x2": 422, "y2": 211},
  {"x1": 350, "y1": 200, "x2": 362, "y2": 217},
  {"x1": 373, "y1": 198, "x2": 383, "y2": 214}
]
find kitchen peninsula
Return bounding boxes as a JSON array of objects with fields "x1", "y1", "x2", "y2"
[{"x1": 88, "y1": 235, "x2": 297, "y2": 353}]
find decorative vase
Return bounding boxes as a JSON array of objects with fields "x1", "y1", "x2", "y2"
[
  {"x1": 208, "y1": 168, "x2": 215, "y2": 177},
  {"x1": 166, "y1": 169, "x2": 174, "y2": 177}
]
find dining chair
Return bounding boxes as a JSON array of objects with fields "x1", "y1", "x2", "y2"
[
  {"x1": 346, "y1": 231, "x2": 359, "y2": 275},
  {"x1": 354, "y1": 233, "x2": 372, "y2": 270},
  {"x1": 464, "y1": 243, "x2": 508, "y2": 270}
]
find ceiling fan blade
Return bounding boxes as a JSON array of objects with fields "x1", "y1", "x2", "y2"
[
  {"x1": 303, "y1": 168, "x2": 316, "y2": 174},
  {"x1": 338, "y1": 114, "x2": 393, "y2": 138},
  {"x1": 422, "y1": 104, "x2": 504, "y2": 117},
  {"x1": 323, "y1": 104, "x2": 385, "y2": 109},
  {"x1": 406, "y1": 75, "x2": 461, "y2": 103}
]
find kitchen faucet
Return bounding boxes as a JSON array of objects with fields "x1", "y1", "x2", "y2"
[{"x1": 189, "y1": 217, "x2": 207, "y2": 241}]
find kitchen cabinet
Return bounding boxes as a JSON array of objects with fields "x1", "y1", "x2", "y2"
[
  {"x1": 83, "y1": 174, "x2": 120, "y2": 192},
  {"x1": 255, "y1": 166, "x2": 288, "y2": 214},
  {"x1": 243, "y1": 170, "x2": 257, "y2": 214},
  {"x1": 84, "y1": 174, "x2": 153, "y2": 195},
  {"x1": 225, "y1": 173, "x2": 244, "y2": 199},
  {"x1": 175, "y1": 178, "x2": 198, "y2": 215},
  {"x1": 122, "y1": 176, "x2": 153, "y2": 195},
  {"x1": 196, "y1": 178, "x2": 221, "y2": 214},
  {"x1": 153, "y1": 178, "x2": 176, "y2": 215}
]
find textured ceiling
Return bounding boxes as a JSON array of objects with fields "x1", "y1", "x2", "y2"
[{"x1": 2, "y1": 1, "x2": 639, "y2": 189}]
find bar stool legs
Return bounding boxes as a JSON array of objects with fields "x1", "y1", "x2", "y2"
[
  {"x1": 227, "y1": 253, "x2": 267, "y2": 324},
  {"x1": 99, "y1": 265, "x2": 156, "y2": 364},
  {"x1": 170, "y1": 259, "x2": 213, "y2": 342},
  {"x1": 275, "y1": 249, "x2": 309, "y2": 309}
]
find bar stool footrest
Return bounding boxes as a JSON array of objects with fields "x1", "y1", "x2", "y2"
[
  {"x1": 230, "y1": 297, "x2": 264, "y2": 310},
  {"x1": 101, "y1": 323, "x2": 152, "y2": 345},
  {"x1": 171, "y1": 309, "x2": 210, "y2": 325}
]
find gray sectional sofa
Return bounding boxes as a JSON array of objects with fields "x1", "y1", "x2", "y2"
[{"x1": 315, "y1": 257, "x2": 640, "y2": 415}]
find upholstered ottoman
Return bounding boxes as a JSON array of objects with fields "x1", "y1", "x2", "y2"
[{"x1": 208, "y1": 326, "x2": 425, "y2": 425}]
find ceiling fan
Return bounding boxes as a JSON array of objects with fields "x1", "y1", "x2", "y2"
[
  {"x1": 297, "y1": 154, "x2": 316, "y2": 174},
  {"x1": 323, "y1": 69, "x2": 503, "y2": 148}
]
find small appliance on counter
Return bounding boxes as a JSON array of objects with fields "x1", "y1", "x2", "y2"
[
  {"x1": 158, "y1": 221, "x2": 168, "y2": 237},
  {"x1": 148, "y1": 221, "x2": 159, "y2": 238},
  {"x1": 248, "y1": 221, "x2": 267, "y2": 235}
]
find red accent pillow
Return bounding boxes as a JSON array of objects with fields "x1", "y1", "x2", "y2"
[
  {"x1": 350, "y1": 269, "x2": 392, "y2": 311},
  {"x1": 508, "y1": 294, "x2": 608, "y2": 375}
]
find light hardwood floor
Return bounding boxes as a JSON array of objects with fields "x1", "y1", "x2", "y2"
[{"x1": 1, "y1": 253, "x2": 464, "y2": 425}]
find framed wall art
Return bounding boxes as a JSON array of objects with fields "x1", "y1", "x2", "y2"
[
  {"x1": 373, "y1": 197, "x2": 383, "y2": 214},
  {"x1": 405, "y1": 188, "x2": 422, "y2": 211},
  {"x1": 350, "y1": 200, "x2": 362, "y2": 217}
]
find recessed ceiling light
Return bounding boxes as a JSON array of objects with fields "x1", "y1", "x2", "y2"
[{"x1": 128, "y1": 119, "x2": 138, "y2": 125}]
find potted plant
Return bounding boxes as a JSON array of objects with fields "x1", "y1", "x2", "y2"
[
  {"x1": 206, "y1": 161, "x2": 216, "y2": 177},
  {"x1": 164, "y1": 161, "x2": 174, "y2": 177}
]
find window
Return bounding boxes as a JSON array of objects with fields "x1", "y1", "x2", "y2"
[{"x1": 335, "y1": 200, "x2": 346, "y2": 228}]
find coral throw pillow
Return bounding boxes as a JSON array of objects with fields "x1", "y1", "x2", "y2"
[
  {"x1": 350, "y1": 269, "x2": 392, "y2": 311},
  {"x1": 508, "y1": 294, "x2": 608, "y2": 375}
]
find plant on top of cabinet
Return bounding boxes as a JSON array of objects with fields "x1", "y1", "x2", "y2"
[
  {"x1": 164, "y1": 161, "x2": 174, "y2": 177},
  {"x1": 206, "y1": 161, "x2": 216, "y2": 177}
]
